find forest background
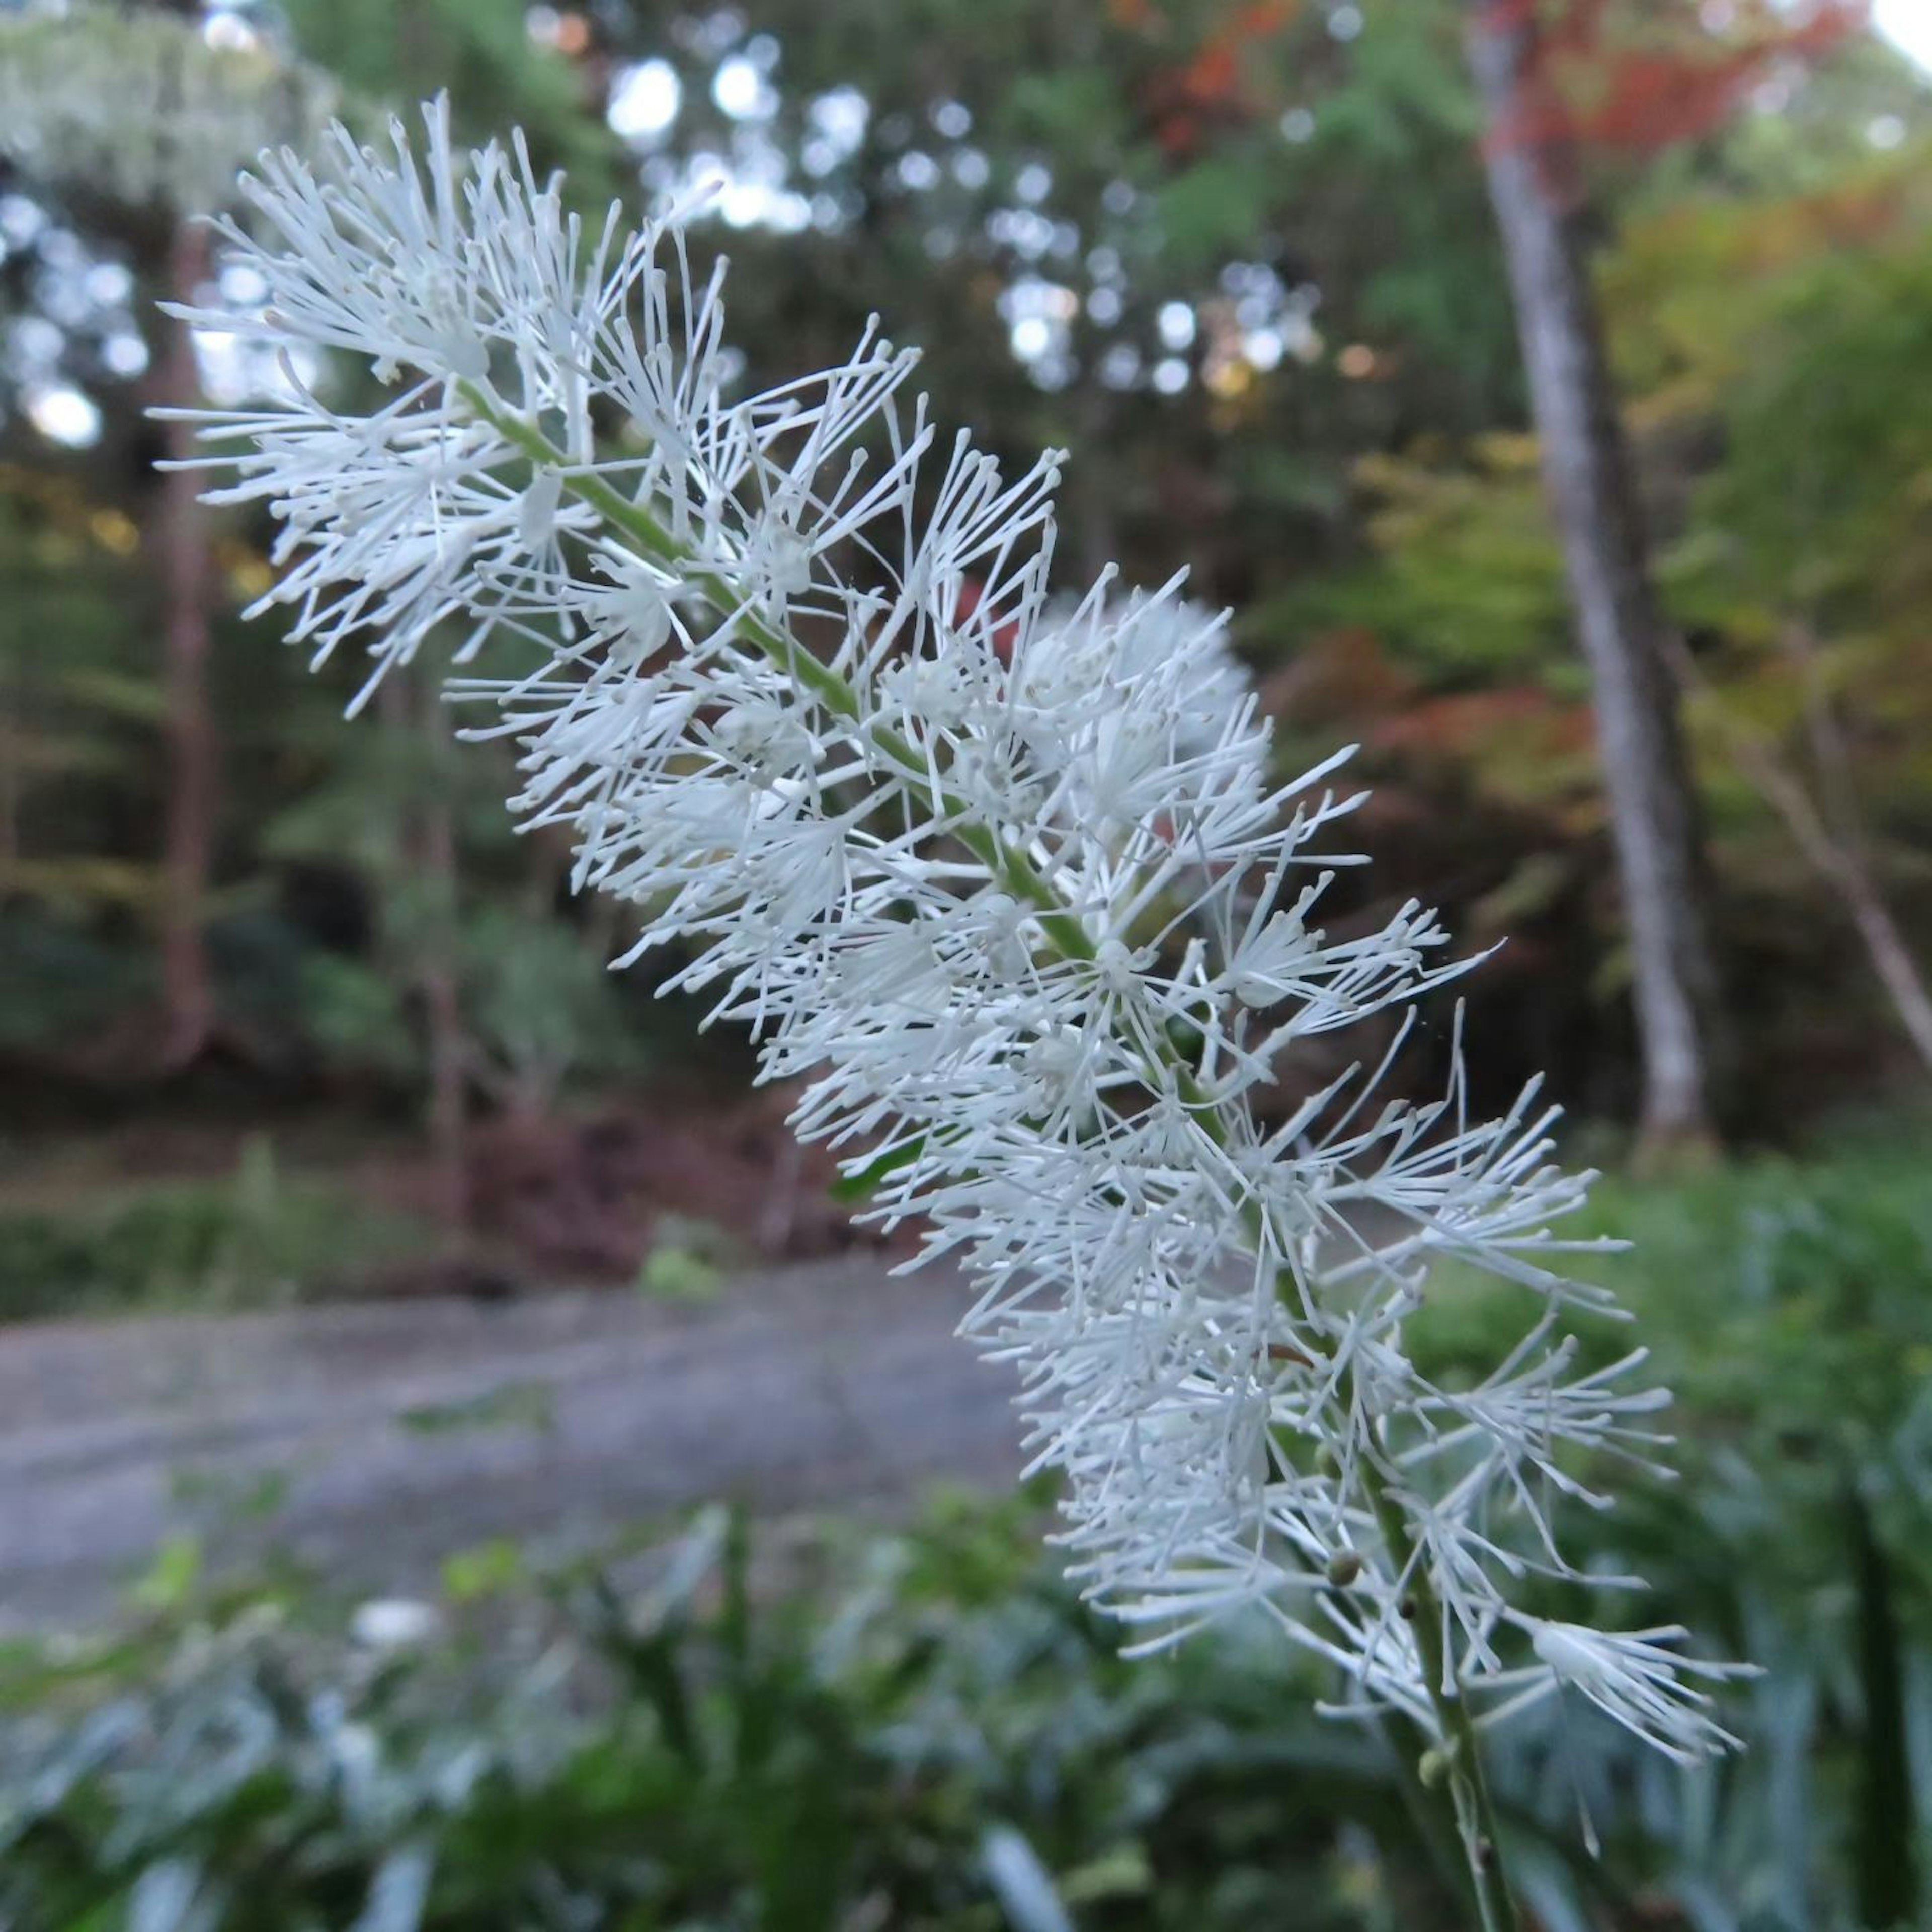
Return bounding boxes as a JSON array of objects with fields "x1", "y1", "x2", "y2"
[
  {"x1": 5, "y1": 3, "x2": 1932, "y2": 1926},
  {"x1": 4, "y1": 0, "x2": 1930, "y2": 1290}
]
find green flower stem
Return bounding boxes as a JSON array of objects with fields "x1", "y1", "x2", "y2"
[
  {"x1": 456, "y1": 376, "x2": 1518, "y2": 1927},
  {"x1": 1365, "y1": 1467, "x2": 1520, "y2": 1932},
  {"x1": 459, "y1": 381, "x2": 1094, "y2": 964}
]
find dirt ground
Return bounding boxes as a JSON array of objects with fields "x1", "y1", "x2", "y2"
[{"x1": 0, "y1": 1255, "x2": 1023, "y2": 1630}]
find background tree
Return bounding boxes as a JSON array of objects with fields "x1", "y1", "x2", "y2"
[
  {"x1": 2, "y1": 0, "x2": 1928, "y2": 1258},
  {"x1": 0, "y1": 1, "x2": 334, "y2": 1067}
]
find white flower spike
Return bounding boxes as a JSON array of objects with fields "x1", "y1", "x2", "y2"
[{"x1": 163, "y1": 103, "x2": 1748, "y2": 1802}]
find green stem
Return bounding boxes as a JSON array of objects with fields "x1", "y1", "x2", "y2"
[
  {"x1": 1363, "y1": 1458, "x2": 1519, "y2": 1932},
  {"x1": 1384, "y1": 1711, "x2": 1490, "y2": 1921},
  {"x1": 460, "y1": 382, "x2": 1093, "y2": 962},
  {"x1": 457, "y1": 377, "x2": 1516, "y2": 1925}
]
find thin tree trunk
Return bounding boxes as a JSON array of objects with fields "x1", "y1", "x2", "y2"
[
  {"x1": 380, "y1": 672, "x2": 470, "y2": 1235},
  {"x1": 1838, "y1": 868, "x2": 1932, "y2": 1075},
  {"x1": 0, "y1": 675, "x2": 19, "y2": 896},
  {"x1": 1465, "y1": 0, "x2": 1723, "y2": 1151},
  {"x1": 1663, "y1": 634, "x2": 1932, "y2": 1075},
  {"x1": 418, "y1": 791, "x2": 470, "y2": 1233},
  {"x1": 154, "y1": 219, "x2": 218, "y2": 1069}
]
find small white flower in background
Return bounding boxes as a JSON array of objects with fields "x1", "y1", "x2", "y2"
[
  {"x1": 350, "y1": 1597, "x2": 443, "y2": 1651},
  {"x1": 162, "y1": 99, "x2": 1752, "y2": 1769}
]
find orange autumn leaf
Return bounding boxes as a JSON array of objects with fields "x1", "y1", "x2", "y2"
[
  {"x1": 1482, "y1": 0, "x2": 1866, "y2": 157},
  {"x1": 1369, "y1": 687, "x2": 1588, "y2": 757}
]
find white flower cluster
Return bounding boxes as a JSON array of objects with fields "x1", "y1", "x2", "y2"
[
  {"x1": 168, "y1": 102, "x2": 1749, "y2": 1768},
  {"x1": 0, "y1": 3, "x2": 335, "y2": 217}
]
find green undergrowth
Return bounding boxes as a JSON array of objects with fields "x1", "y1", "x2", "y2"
[
  {"x1": 2, "y1": 1132, "x2": 1929, "y2": 1928},
  {"x1": 1410, "y1": 1116, "x2": 1932, "y2": 1928},
  {"x1": 0, "y1": 1497, "x2": 1433, "y2": 1932},
  {"x1": 0, "y1": 1139, "x2": 435, "y2": 1322}
]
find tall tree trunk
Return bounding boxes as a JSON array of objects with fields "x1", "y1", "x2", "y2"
[
  {"x1": 1465, "y1": 1, "x2": 1723, "y2": 1151},
  {"x1": 154, "y1": 219, "x2": 218, "y2": 1069}
]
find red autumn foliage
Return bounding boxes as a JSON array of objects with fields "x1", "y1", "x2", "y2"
[
  {"x1": 1116, "y1": 0, "x2": 1304, "y2": 157},
  {"x1": 1367, "y1": 685, "x2": 1594, "y2": 761},
  {"x1": 1480, "y1": 0, "x2": 1867, "y2": 158},
  {"x1": 1257, "y1": 628, "x2": 1419, "y2": 731}
]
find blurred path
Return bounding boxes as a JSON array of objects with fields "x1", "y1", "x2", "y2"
[{"x1": 0, "y1": 1259, "x2": 1022, "y2": 1630}]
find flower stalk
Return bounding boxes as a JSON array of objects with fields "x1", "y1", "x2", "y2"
[
  {"x1": 458, "y1": 378, "x2": 1098, "y2": 960},
  {"x1": 160, "y1": 100, "x2": 1755, "y2": 1905},
  {"x1": 468, "y1": 373, "x2": 1538, "y2": 1912},
  {"x1": 1365, "y1": 1451, "x2": 1519, "y2": 1930}
]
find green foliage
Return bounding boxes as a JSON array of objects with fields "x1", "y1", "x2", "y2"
[
  {"x1": 0, "y1": 1503, "x2": 1418, "y2": 1932},
  {"x1": 460, "y1": 908, "x2": 656, "y2": 1115},
  {"x1": 1280, "y1": 0, "x2": 1514, "y2": 406},
  {"x1": 277, "y1": 0, "x2": 621, "y2": 191},
  {"x1": 397, "y1": 1383, "x2": 557, "y2": 1439},
  {"x1": 289, "y1": 951, "x2": 422, "y2": 1081},
  {"x1": 1310, "y1": 435, "x2": 1574, "y2": 681},
  {"x1": 0, "y1": 909, "x2": 156, "y2": 1055},
  {"x1": 636, "y1": 1235, "x2": 726, "y2": 1303},
  {"x1": 1410, "y1": 1123, "x2": 1932, "y2": 1928},
  {"x1": 1689, "y1": 197, "x2": 1932, "y2": 623},
  {"x1": 1270, "y1": 100, "x2": 1932, "y2": 1107},
  {"x1": 0, "y1": 1146, "x2": 432, "y2": 1321}
]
